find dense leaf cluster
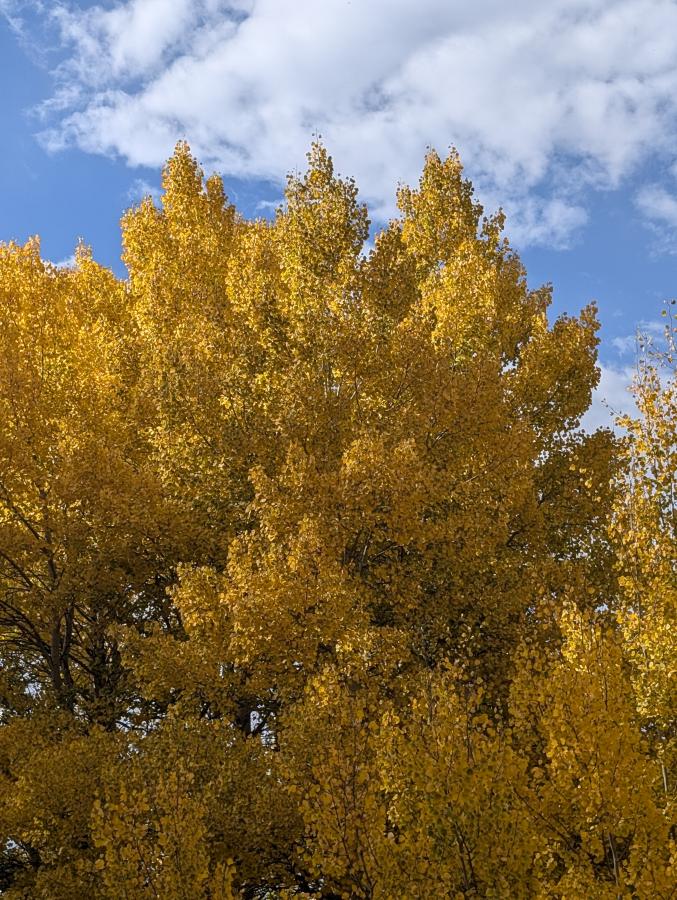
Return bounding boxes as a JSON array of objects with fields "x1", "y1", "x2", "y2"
[{"x1": 0, "y1": 144, "x2": 674, "y2": 897}]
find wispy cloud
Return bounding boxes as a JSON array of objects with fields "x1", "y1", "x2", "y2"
[
  {"x1": 15, "y1": 0, "x2": 677, "y2": 249},
  {"x1": 255, "y1": 198, "x2": 282, "y2": 213},
  {"x1": 611, "y1": 318, "x2": 665, "y2": 356},
  {"x1": 635, "y1": 184, "x2": 677, "y2": 252},
  {"x1": 611, "y1": 334, "x2": 639, "y2": 356},
  {"x1": 52, "y1": 253, "x2": 76, "y2": 268},
  {"x1": 582, "y1": 363, "x2": 636, "y2": 431},
  {"x1": 126, "y1": 177, "x2": 161, "y2": 203}
]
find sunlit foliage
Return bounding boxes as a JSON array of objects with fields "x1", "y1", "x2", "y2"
[{"x1": 0, "y1": 144, "x2": 673, "y2": 897}]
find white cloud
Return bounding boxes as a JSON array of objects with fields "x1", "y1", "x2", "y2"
[
  {"x1": 53, "y1": 253, "x2": 76, "y2": 268},
  {"x1": 636, "y1": 185, "x2": 677, "y2": 225},
  {"x1": 505, "y1": 197, "x2": 588, "y2": 251},
  {"x1": 635, "y1": 184, "x2": 677, "y2": 251},
  {"x1": 255, "y1": 198, "x2": 282, "y2": 215},
  {"x1": 51, "y1": 0, "x2": 238, "y2": 84},
  {"x1": 126, "y1": 177, "x2": 161, "y2": 203},
  {"x1": 611, "y1": 334, "x2": 638, "y2": 356},
  {"x1": 581, "y1": 363, "x2": 636, "y2": 431},
  {"x1": 24, "y1": 0, "x2": 677, "y2": 247},
  {"x1": 611, "y1": 318, "x2": 665, "y2": 356},
  {"x1": 0, "y1": 1, "x2": 22, "y2": 35}
]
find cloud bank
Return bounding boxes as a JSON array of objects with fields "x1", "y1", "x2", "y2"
[{"x1": 10, "y1": 0, "x2": 677, "y2": 247}]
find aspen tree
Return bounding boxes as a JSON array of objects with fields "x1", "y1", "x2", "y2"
[{"x1": 0, "y1": 143, "x2": 671, "y2": 898}]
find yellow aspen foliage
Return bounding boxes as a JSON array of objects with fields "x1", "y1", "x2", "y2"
[
  {"x1": 0, "y1": 141, "x2": 673, "y2": 897},
  {"x1": 285, "y1": 664, "x2": 538, "y2": 898},
  {"x1": 613, "y1": 314, "x2": 677, "y2": 754},
  {"x1": 511, "y1": 603, "x2": 674, "y2": 897}
]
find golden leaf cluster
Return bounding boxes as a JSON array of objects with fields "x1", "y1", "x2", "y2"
[{"x1": 0, "y1": 143, "x2": 673, "y2": 898}]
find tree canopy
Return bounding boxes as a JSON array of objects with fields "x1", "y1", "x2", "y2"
[{"x1": 0, "y1": 143, "x2": 674, "y2": 898}]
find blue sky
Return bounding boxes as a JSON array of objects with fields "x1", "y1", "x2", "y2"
[{"x1": 2, "y1": 0, "x2": 677, "y2": 427}]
